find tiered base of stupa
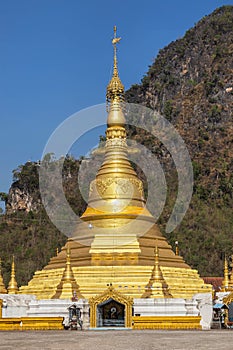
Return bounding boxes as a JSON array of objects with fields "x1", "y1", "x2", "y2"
[
  {"x1": 19, "y1": 223, "x2": 212, "y2": 300},
  {"x1": 19, "y1": 264, "x2": 210, "y2": 300},
  {"x1": 17, "y1": 233, "x2": 213, "y2": 330}
]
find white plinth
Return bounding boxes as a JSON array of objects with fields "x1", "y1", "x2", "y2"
[
  {"x1": 133, "y1": 298, "x2": 198, "y2": 317},
  {"x1": 0, "y1": 293, "x2": 36, "y2": 318}
]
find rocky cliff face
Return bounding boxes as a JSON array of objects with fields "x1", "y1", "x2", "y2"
[
  {"x1": 5, "y1": 162, "x2": 41, "y2": 214},
  {"x1": 127, "y1": 6, "x2": 233, "y2": 118},
  {"x1": 124, "y1": 6, "x2": 233, "y2": 275},
  {"x1": 126, "y1": 5, "x2": 233, "y2": 205},
  {"x1": 6, "y1": 186, "x2": 38, "y2": 214}
]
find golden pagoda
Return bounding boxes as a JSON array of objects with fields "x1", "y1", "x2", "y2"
[
  {"x1": 221, "y1": 255, "x2": 233, "y2": 292},
  {"x1": 143, "y1": 245, "x2": 171, "y2": 298},
  {"x1": 7, "y1": 255, "x2": 18, "y2": 294},
  {"x1": 0, "y1": 258, "x2": 7, "y2": 293},
  {"x1": 19, "y1": 27, "x2": 211, "y2": 300},
  {"x1": 221, "y1": 255, "x2": 229, "y2": 291},
  {"x1": 52, "y1": 245, "x2": 83, "y2": 299}
]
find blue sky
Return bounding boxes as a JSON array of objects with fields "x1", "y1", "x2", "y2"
[{"x1": 0, "y1": 0, "x2": 232, "y2": 201}]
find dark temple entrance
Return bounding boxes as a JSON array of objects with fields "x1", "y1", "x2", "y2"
[{"x1": 97, "y1": 298, "x2": 125, "y2": 327}]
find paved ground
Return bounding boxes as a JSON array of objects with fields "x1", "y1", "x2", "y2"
[{"x1": 0, "y1": 330, "x2": 233, "y2": 350}]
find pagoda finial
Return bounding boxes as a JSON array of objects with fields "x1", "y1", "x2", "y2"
[
  {"x1": 222, "y1": 255, "x2": 229, "y2": 291},
  {"x1": 52, "y1": 243, "x2": 83, "y2": 299},
  {"x1": 229, "y1": 254, "x2": 233, "y2": 287},
  {"x1": 142, "y1": 242, "x2": 172, "y2": 298},
  {"x1": 106, "y1": 26, "x2": 125, "y2": 115},
  {"x1": 175, "y1": 241, "x2": 179, "y2": 256},
  {"x1": 7, "y1": 255, "x2": 18, "y2": 294},
  {"x1": 153, "y1": 244, "x2": 164, "y2": 282},
  {"x1": 0, "y1": 258, "x2": 7, "y2": 293},
  {"x1": 62, "y1": 244, "x2": 74, "y2": 282},
  {"x1": 112, "y1": 25, "x2": 121, "y2": 78}
]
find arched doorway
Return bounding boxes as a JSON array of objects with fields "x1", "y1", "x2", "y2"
[
  {"x1": 89, "y1": 285, "x2": 133, "y2": 328},
  {"x1": 97, "y1": 298, "x2": 125, "y2": 327}
]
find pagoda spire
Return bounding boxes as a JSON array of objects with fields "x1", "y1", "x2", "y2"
[
  {"x1": 143, "y1": 243, "x2": 172, "y2": 298},
  {"x1": 106, "y1": 26, "x2": 125, "y2": 126},
  {"x1": 7, "y1": 255, "x2": 18, "y2": 294},
  {"x1": 52, "y1": 244, "x2": 83, "y2": 299},
  {"x1": 152, "y1": 245, "x2": 164, "y2": 282},
  {"x1": 222, "y1": 255, "x2": 229, "y2": 291},
  {"x1": 229, "y1": 254, "x2": 233, "y2": 288},
  {"x1": 62, "y1": 245, "x2": 75, "y2": 282},
  {"x1": 112, "y1": 26, "x2": 121, "y2": 80},
  {"x1": 0, "y1": 258, "x2": 7, "y2": 293},
  {"x1": 106, "y1": 26, "x2": 124, "y2": 105}
]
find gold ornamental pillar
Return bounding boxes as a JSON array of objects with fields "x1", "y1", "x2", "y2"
[
  {"x1": 143, "y1": 245, "x2": 172, "y2": 298},
  {"x1": 228, "y1": 254, "x2": 233, "y2": 289},
  {"x1": 52, "y1": 245, "x2": 83, "y2": 299},
  {"x1": 0, "y1": 299, "x2": 2, "y2": 318},
  {"x1": 7, "y1": 255, "x2": 18, "y2": 294},
  {"x1": 222, "y1": 255, "x2": 229, "y2": 291},
  {"x1": 0, "y1": 258, "x2": 7, "y2": 293}
]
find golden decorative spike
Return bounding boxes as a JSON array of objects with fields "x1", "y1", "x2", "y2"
[
  {"x1": 222, "y1": 255, "x2": 229, "y2": 291},
  {"x1": 0, "y1": 258, "x2": 7, "y2": 293},
  {"x1": 7, "y1": 255, "x2": 18, "y2": 294},
  {"x1": 229, "y1": 254, "x2": 233, "y2": 288},
  {"x1": 62, "y1": 245, "x2": 74, "y2": 282},
  {"x1": 0, "y1": 299, "x2": 2, "y2": 318},
  {"x1": 56, "y1": 248, "x2": 59, "y2": 256},
  {"x1": 142, "y1": 243, "x2": 172, "y2": 298},
  {"x1": 52, "y1": 244, "x2": 83, "y2": 299},
  {"x1": 106, "y1": 26, "x2": 125, "y2": 115},
  {"x1": 175, "y1": 241, "x2": 179, "y2": 256},
  {"x1": 152, "y1": 245, "x2": 164, "y2": 282},
  {"x1": 112, "y1": 25, "x2": 121, "y2": 78}
]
